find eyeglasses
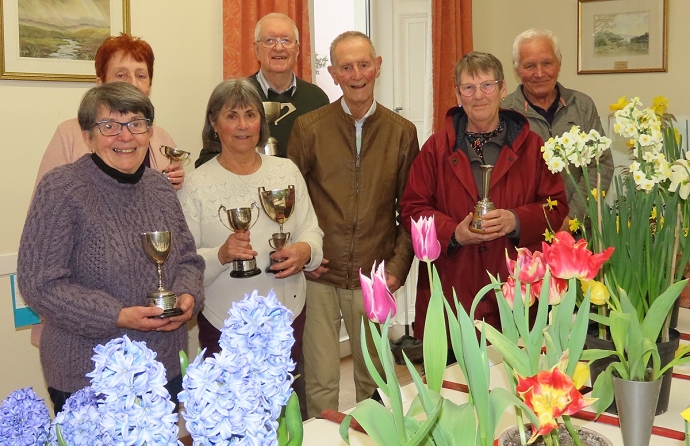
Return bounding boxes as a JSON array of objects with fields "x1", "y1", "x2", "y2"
[
  {"x1": 457, "y1": 80, "x2": 501, "y2": 97},
  {"x1": 92, "y1": 118, "x2": 151, "y2": 136},
  {"x1": 257, "y1": 37, "x2": 297, "y2": 49}
]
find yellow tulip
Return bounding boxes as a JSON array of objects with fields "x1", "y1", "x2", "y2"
[
  {"x1": 581, "y1": 279, "x2": 610, "y2": 305},
  {"x1": 681, "y1": 406, "x2": 690, "y2": 422},
  {"x1": 572, "y1": 362, "x2": 591, "y2": 390}
]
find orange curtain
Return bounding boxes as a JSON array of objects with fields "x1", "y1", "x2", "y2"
[
  {"x1": 222, "y1": 0, "x2": 313, "y2": 82},
  {"x1": 431, "y1": 0, "x2": 473, "y2": 133}
]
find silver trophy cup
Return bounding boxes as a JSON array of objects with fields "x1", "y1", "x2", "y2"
[
  {"x1": 218, "y1": 202, "x2": 262, "y2": 278},
  {"x1": 141, "y1": 231, "x2": 183, "y2": 318},
  {"x1": 469, "y1": 164, "x2": 496, "y2": 233},
  {"x1": 258, "y1": 185, "x2": 295, "y2": 273},
  {"x1": 258, "y1": 102, "x2": 281, "y2": 156},
  {"x1": 159, "y1": 145, "x2": 191, "y2": 164}
]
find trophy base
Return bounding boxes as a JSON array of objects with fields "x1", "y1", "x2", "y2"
[
  {"x1": 231, "y1": 258, "x2": 262, "y2": 278},
  {"x1": 146, "y1": 290, "x2": 182, "y2": 319},
  {"x1": 265, "y1": 251, "x2": 285, "y2": 274}
]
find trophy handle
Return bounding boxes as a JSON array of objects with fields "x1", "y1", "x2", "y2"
[
  {"x1": 218, "y1": 205, "x2": 232, "y2": 230},
  {"x1": 248, "y1": 202, "x2": 261, "y2": 230},
  {"x1": 284, "y1": 232, "x2": 291, "y2": 244}
]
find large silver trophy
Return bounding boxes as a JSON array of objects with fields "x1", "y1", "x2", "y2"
[
  {"x1": 258, "y1": 102, "x2": 281, "y2": 156},
  {"x1": 141, "y1": 231, "x2": 183, "y2": 318},
  {"x1": 469, "y1": 164, "x2": 495, "y2": 233},
  {"x1": 258, "y1": 185, "x2": 295, "y2": 273},
  {"x1": 218, "y1": 203, "x2": 262, "y2": 277},
  {"x1": 159, "y1": 145, "x2": 191, "y2": 164}
]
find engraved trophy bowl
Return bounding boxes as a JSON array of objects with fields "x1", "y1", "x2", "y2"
[
  {"x1": 469, "y1": 164, "x2": 496, "y2": 233},
  {"x1": 141, "y1": 231, "x2": 183, "y2": 318},
  {"x1": 218, "y1": 202, "x2": 262, "y2": 278},
  {"x1": 259, "y1": 185, "x2": 296, "y2": 273},
  {"x1": 159, "y1": 145, "x2": 191, "y2": 164},
  {"x1": 259, "y1": 102, "x2": 281, "y2": 156}
]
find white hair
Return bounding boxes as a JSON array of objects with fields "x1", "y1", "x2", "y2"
[
  {"x1": 512, "y1": 28, "x2": 562, "y2": 70},
  {"x1": 254, "y1": 13, "x2": 299, "y2": 43}
]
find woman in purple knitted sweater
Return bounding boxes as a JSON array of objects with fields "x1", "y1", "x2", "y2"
[{"x1": 17, "y1": 82, "x2": 205, "y2": 414}]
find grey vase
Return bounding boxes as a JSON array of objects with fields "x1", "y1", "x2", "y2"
[{"x1": 612, "y1": 375, "x2": 662, "y2": 446}]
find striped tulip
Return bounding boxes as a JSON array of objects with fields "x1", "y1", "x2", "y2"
[
  {"x1": 411, "y1": 216, "x2": 442, "y2": 262},
  {"x1": 360, "y1": 261, "x2": 396, "y2": 323}
]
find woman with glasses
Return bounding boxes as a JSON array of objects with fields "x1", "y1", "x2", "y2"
[
  {"x1": 35, "y1": 33, "x2": 185, "y2": 190},
  {"x1": 17, "y1": 82, "x2": 205, "y2": 414},
  {"x1": 400, "y1": 52, "x2": 568, "y2": 340}
]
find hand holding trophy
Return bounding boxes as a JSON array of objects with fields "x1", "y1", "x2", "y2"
[
  {"x1": 469, "y1": 164, "x2": 495, "y2": 233},
  {"x1": 141, "y1": 231, "x2": 183, "y2": 318},
  {"x1": 258, "y1": 185, "x2": 295, "y2": 273},
  {"x1": 218, "y1": 202, "x2": 262, "y2": 277}
]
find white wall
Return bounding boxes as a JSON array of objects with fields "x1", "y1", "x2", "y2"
[{"x1": 0, "y1": 0, "x2": 223, "y2": 403}]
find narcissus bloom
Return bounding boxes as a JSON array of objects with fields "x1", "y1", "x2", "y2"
[
  {"x1": 411, "y1": 216, "x2": 442, "y2": 262},
  {"x1": 542, "y1": 231, "x2": 614, "y2": 280},
  {"x1": 360, "y1": 261, "x2": 396, "y2": 323},
  {"x1": 517, "y1": 358, "x2": 597, "y2": 443}
]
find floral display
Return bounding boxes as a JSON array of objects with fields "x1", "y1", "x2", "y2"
[
  {"x1": 360, "y1": 261, "x2": 397, "y2": 323},
  {"x1": 516, "y1": 356, "x2": 596, "y2": 444},
  {"x1": 50, "y1": 387, "x2": 103, "y2": 445},
  {"x1": 180, "y1": 290, "x2": 296, "y2": 445},
  {"x1": 87, "y1": 335, "x2": 179, "y2": 445},
  {"x1": 0, "y1": 387, "x2": 51, "y2": 445}
]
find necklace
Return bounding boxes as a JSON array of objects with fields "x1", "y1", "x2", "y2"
[{"x1": 219, "y1": 154, "x2": 261, "y2": 196}]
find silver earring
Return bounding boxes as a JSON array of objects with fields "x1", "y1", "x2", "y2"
[{"x1": 214, "y1": 131, "x2": 218, "y2": 139}]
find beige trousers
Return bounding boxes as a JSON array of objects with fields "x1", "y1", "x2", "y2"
[{"x1": 303, "y1": 281, "x2": 384, "y2": 418}]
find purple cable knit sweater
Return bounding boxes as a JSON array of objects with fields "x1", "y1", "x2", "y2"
[{"x1": 18, "y1": 155, "x2": 205, "y2": 393}]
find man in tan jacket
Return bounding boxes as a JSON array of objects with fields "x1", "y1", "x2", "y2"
[{"x1": 288, "y1": 31, "x2": 419, "y2": 418}]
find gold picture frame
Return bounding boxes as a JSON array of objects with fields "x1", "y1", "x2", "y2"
[
  {"x1": 1, "y1": 0, "x2": 130, "y2": 82},
  {"x1": 578, "y1": 0, "x2": 667, "y2": 74}
]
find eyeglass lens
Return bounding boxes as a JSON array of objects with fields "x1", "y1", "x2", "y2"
[
  {"x1": 261, "y1": 37, "x2": 295, "y2": 48},
  {"x1": 96, "y1": 119, "x2": 150, "y2": 136},
  {"x1": 458, "y1": 81, "x2": 499, "y2": 97}
]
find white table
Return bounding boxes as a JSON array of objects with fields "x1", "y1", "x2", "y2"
[{"x1": 302, "y1": 308, "x2": 690, "y2": 445}]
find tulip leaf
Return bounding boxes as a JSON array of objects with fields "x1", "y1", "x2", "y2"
[
  {"x1": 566, "y1": 293, "x2": 591, "y2": 377},
  {"x1": 340, "y1": 400, "x2": 401, "y2": 446},
  {"x1": 433, "y1": 401, "x2": 477, "y2": 446},
  {"x1": 590, "y1": 364, "x2": 615, "y2": 415},
  {"x1": 641, "y1": 279, "x2": 686, "y2": 342},
  {"x1": 424, "y1": 267, "x2": 448, "y2": 392},
  {"x1": 359, "y1": 320, "x2": 388, "y2": 394},
  {"x1": 489, "y1": 387, "x2": 539, "y2": 431},
  {"x1": 480, "y1": 322, "x2": 531, "y2": 377},
  {"x1": 403, "y1": 398, "x2": 443, "y2": 446},
  {"x1": 488, "y1": 273, "x2": 519, "y2": 344},
  {"x1": 444, "y1": 295, "x2": 469, "y2": 386}
]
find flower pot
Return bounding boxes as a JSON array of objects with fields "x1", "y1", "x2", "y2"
[
  {"x1": 497, "y1": 424, "x2": 611, "y2": 446},
  {"x1": 612, "y1": 375, "x2": 662, "y2": 446},
  {"x1": 585, "y1": 328, "x2": 679, "y2": 415}
]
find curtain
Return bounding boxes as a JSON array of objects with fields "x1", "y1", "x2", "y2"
[
  {"x1": 431, "y1": 0, "x2": 472, "y2": 133},
  {"x1": 222, "y1": 0, "x2": 314, "y2": 82}
]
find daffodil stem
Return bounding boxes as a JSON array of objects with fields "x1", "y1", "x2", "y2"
[{"x1": 563, "y1": 415, "x2": 583, "y2": 446}]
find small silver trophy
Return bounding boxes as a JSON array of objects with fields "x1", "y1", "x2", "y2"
[
  {"x1": 469, "y1": 164, "x2": 496, "y2": 233},
  {"x1": 159, "y1": 145, "x2": 191, "y2": 164},
  {"x1": 141, "y1": 231, "x2": 183, "y2": 318},
  {"x1": 258, "y1": 102, "x2": 281, "y2": 156},
  {"x1": 218, "y1": 203, "x2": 262, "y2": 277},
  {"x1": 258, "y1": 185, "x2": 295, "y2": 273}
]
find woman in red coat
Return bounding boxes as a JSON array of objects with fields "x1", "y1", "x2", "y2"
[{"x1": 400, "y1": 52, "x2": 568, "y2": 339}]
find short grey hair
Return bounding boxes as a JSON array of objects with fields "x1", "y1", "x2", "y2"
[
  {"x1": 77, "y1": 82, "x2": 154, "y2": 135},
  {"x1": 454, "y1": 51, "x2": 504, "y2": 88},
  {"x1": 329, "y1": 31, "x2": 377, "y2": 67},
  {"x1": 254, "y1": 13, "x2": 299, "y2": 43},
  {"x1": 512, "y1": 28, "x2": 562, "y2": 70},
  {"x1": 201, "y1": 78, "x2": 269, "y2": 155}
]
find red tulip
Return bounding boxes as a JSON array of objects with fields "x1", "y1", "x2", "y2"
[
  {"x1": 411, "y1": 216, "x2": 442, "y2": 262},
  {"x1": 360, "y1": 261, "x2": 396, "y2": 323},
  {"x1": 507, "y1": 248, "x2": 547, "y2": 284},
  {"x1": 532, "y1": 274, "x2": 569, "y2": 306},
  {"x1": 542, "y1": 231, "x2": 614, "y2": 280}
]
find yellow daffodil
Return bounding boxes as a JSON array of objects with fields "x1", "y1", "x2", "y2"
[
  {"x1": 568, "y1": 217, "x2": 581, "y2": 232},
  {"x1": 581, "y1": 279, "x2": 610, "y2": 305},
  {"x1": 545, "y1": 196, "x2": 558, "y2": 210},
  {"x1": 590, "y1": 188, "x2": 606, "y2": 202},
  {"x1": 684, "y1": 227, "x2": 689, "y2": 237},
  {"x1": 543, "y1": 229, "x2": 554, "y2": 242},
  {"x1": 609, "y1": 95, "x2": 629, "y2": 112},
  {"x1": 651, "y1": 206, "x2": 658, "y2": 220},
  {"x1": 675, "y1": 128, "x2": 682, "y2": 145},
  {"x1": 681, "y1": 405, "x2": 690, "y2": 421},
  {"x1": 652, "y1": 95, "x2": 669, "y2": 116}
]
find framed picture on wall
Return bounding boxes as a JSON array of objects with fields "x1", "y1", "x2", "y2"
[
  {"x1": 578, "y1": 0, "x2": 667, "y2": 74},
  {"x1": 1, "y1": 0, "x2": 130, "y2": 82}
]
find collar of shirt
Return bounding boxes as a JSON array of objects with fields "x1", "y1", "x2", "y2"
[
  {"x1": 256, "y1": 70, "x2": 297, "y2": 97},
  {"x1": 340, "y1": 98, "x2": 376, "y2": 156}
]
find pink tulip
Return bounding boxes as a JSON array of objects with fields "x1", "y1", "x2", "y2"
[
  {"x1": 532, "y1": 275, "x2": 569, "y2": 306},
  {"x1": 501, "y1": 276, "x2": 536, "y2": 309},
  {"x1": 360, "y1": 261, "x2": 397, "y2": 323},
  {"x1": 411, "y1": 216, "x2": 442, "y2": 262},
  {"x1": 542, "y1": 231, "x2": 614, "y2": 280},
  {"x1": 507, "y1": 248, "x2": 547, "y2": 284}
]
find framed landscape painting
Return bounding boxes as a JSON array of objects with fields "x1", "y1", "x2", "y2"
[
  {"x1": 578, "y1": 0, "x2": 667, "y2": 74},
  {"x1": 1, "y1": 0, "x2": 130, "y2": 82}
]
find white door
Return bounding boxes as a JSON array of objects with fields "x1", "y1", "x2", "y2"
[{"x1": 371, "y1": 0, "x2": 430, "y2": 336}]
